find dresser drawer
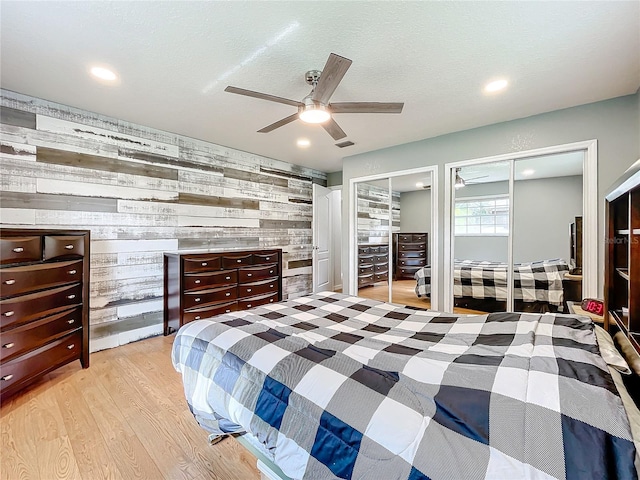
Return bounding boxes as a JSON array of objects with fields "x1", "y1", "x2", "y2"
[
  {"x1": 412, "y1": 234, "x2": 427, "y2": 243},
  {"x1": 1, "y1": 308, "x2": 81, "y2": 362},
  {"x1": 397, "y1": 234, "x2": 413, "y2": 243},
  {"x1": 374, "y1": 272, "x2": 388, "y2": 282},
  {"x1": 0, "y1": 259, "x2": 83, "y2": 298},
  {"x1": 397, "y1": 258, "x2": 427, "y2": 267},
  {"x1": 182, "y1": 301, "x2": 238, "y2": 323},
  {"x1": 222, "y1": 254, "x2": 253, "y2": 268},
  {"x1": 0, "y1": 236, "x2": 42, "y2": 265},
  {"x1": 359, "y1": 254, "x2": 373, "y2": 265},
  {"x1": 358, "y1": 246, "x2": 370, "y2": 255},
  {"x1": 358, "y1": 274, "x2": 373, "y2": 286},
  {"x1": 43, "y1": 235, "x2": 85, "y2": 260},
  {"x1": 238, "y1": 278, "x2": 279, "y2": 298},
  {"x1": 374, "y1": 262, "x2": 388, "y2": 272},
  {"x1": 398, "y1": 266, "x2": 422, "y2": 277},
  {"x1": 183, "y1": 255, "x2": 222, "y2": 273},
  {"x1": 398, "y1": 250, "x2": 426, "y2": 259},
  {"x1": 0, "y1": 330, "x2": 81, "y2": 393},
  {"x1": 373, "y1": 254, "x2": 388, "y2": 263},
  {"x1": 183, "y1": 285, "x2": 237, "y2": 310},
  {"x1": 358, "y1": 264, "x2": 374, "y2": 275},
  {"x1": 369, "y1": 246, "x2": 380, "y2": 254},
  {"x1": 253, "y1": 252, "x2": 279, "y2": 265},
  {"x1": 238, "y1": 264, "x2": 278, "y2": 283},
  {"x1": 399, "y1": 242, "x2": 426, "y2": 252},
  {"x1": 184, "y1": 270, "x2": 237, "y2": 291},
  {"x1": 238, "y1": 292, "x2": 278, "y2": 310},
  {"x1": 1, "y1": 283, "x2": 82, "y2": 330}
]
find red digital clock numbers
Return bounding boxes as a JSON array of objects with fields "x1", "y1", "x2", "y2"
[{"x1": 581, "y1": 298, "x2": 604, "y2": 316}]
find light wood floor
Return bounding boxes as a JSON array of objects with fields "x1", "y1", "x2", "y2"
[
  {"x1": 357, "y1": 279, "x2": 485, "y2": 315},
  {"x1": 1, "y1": 335, "x2": 260, "y2": 480}
]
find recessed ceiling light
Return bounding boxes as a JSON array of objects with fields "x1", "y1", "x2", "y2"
[
  {"x1": 416, "y1": 182, "x2": 424, "y2": 188},
  {"x1": 484, "y1": 79, "x2": 508, "y2": 93},
  {"x1": 522, "y1": 169, "x2": 535, "y2": 176},
  {"x1": 90, "y1": 66, "x2": 118, "y2": 82},
  {"x1": 296, "y1": 138, "x2": 310, "y2": 148}
]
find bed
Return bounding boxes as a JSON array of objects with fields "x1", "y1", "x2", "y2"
[
  {"x1": 172, "y1": 291, "x2": 638, "y2": 480},
  {"x1": 414, "y1": 258, "x2": 570, "y2": 313}
]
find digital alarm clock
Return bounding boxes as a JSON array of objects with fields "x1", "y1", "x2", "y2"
[{"x1": 581, "y1": 298, "x2": 604, "y2": 316}]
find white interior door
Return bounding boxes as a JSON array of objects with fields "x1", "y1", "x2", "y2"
[{"x1": 312, "y1": 184, "x2": 332, "y2": 292}]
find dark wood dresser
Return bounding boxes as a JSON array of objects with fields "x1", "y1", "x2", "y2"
[
  {"x1": 393, "y1": 233, "x2": 428, "y2": 279},
  {"x1": 0, "y1": 228, "x2": 90, "y2": 399},
  {"x1": 357, "y1": 244, "x2": 389, "y2": 288},
  {"x1": 164, "y1": 249, "x2": 283, "y2": 335}
]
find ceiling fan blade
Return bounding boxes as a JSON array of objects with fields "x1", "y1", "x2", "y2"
[
  {"x1": 322, "y1": 118, "x2": 347, "y2": 141},
  {"x1": 257, "y1": 113, "x2": 299, "y2": 133},
  {"x1": 330, "y1": 102, "x2": 404, "y2": 114},
  {"x1": 225, "y1": 86, "x2": 302, "y2": 107},
  {"x1": 312, "y1": 53, "x2": 352, "y2": 105}
]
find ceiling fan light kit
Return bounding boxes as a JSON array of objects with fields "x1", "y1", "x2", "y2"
[
  {"x1": 298, "y1": 96, "x2": 330, "y2": 124},
  {"x1": 224, "y1": 53, "x2": 404, "y2": 144}
]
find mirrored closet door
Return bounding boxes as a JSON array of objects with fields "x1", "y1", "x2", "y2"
[
  {"x1": 449, "y1": 151, "x2": 585, "y2": 314},
  {"x1": 351, "y1": 167, "x2": 437, "y2": 309}
]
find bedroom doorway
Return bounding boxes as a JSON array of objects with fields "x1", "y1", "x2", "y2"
[
  {"x1": 444, "y1": 140, "x2": 597, "y2": 313},
  {"x1": 349, "y1": 165, "x2": 439, "y2": 310}
]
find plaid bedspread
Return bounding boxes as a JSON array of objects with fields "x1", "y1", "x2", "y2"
[
  {"x1": 415, "y1": 259, "x2": 569, "y2": 307},
  {"x1": 172, "y1": 291, "x2": 636, "y2": 480}
]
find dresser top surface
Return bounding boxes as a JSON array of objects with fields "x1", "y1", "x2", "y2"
[{"x1": 164, "y1": 248, "x2": 282, "y2": 257}]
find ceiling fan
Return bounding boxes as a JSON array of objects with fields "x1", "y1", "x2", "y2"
[
  {"x1": 455, "y1": 168, "x2": 489, "y2": 189},
  {"x1": 224, "y1": 53, "x2": 404, "y2": 142}
]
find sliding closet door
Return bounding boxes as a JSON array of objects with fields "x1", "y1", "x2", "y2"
[
  {"x1": 512, "y1": 153, "x2": 583, "y2": 313},
  {"x1": 355, "y1": 181, "x2": 392, "y2": 300},
  {"x1": 452, "y1": 161, "x2": 511, "y2": 313}
]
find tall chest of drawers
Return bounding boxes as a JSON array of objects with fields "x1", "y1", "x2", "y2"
[
  {"x1": 357, "y1": 244, "x2": 389, "y2": 288},
  {"x1": 393, "y1": 233, "x2": 428, "y2": 280},
  {"x1": 0, "y1": 228, "x2": 90, "y2": 399},
  {"x1": 164, "y1": 249, "x2": 282, "y2": 335}
]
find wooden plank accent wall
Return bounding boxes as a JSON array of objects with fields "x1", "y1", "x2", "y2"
[
  {"x1": 0, "y1": 90, "x2": 326, "y2": 350},
  {"x1": 356, "y1": 183, "x2": 400, "y2": 244}
]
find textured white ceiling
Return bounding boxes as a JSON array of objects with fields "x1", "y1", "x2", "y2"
[{"x1": 1, "y1": 1, "x2": 638, "y2": 173}]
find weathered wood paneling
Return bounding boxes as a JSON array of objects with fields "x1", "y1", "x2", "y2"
[
  {"x1": 0, "y1": 106, "x2": 36, "y2": 129},
  {"x1": 37, "y1": 146, "x2": 179, "y2": 180},
  {"x1": 1, "y1": 89, "x2": 326, "y2": 348}
]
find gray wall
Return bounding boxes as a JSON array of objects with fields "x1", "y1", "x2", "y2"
[
  {"x1": 342, "y1": 92, "x2": 640, "y2": 305},
  {"x1": 0, "y1": 89, "x2": 325, "y2": 350},
  {"x1": 453, "y1": 176, "x2": 582, "y2": 263}
]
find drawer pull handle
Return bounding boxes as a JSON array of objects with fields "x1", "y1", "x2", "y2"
[
  {"x1": 12, "y1": 247, "x2": 24, "y2": 253},
  {"x1": 195, "y1": 316, "x2": 201, "y2": 320},
  {"x1": 68, "y1": 270, "x2": 77, "y2": 275},
  {"x1": 4, "y1": 279, "x2": 16, "y2": 285},
  {"x1": 195, "y1": 280, "x2": 201, "y2": 284},
  {"x1": 225, "y1": 309, "x2": 231, "y2": 313},
  {"x1": 195, "y1": 298, "x2": 201, "y2": 302},
  {"x1": 237, "y1": 259, "x2": 242, "y2": 263},
  {"x1": 67, "y1": 344, "x2": 75, "y2": 350},
  {"x1": 1, "y1": 374, "x2": 13, "y2": 381},
  {"x1": 247, "y1": 304, "x2": 252, "y2": 308},
  {"x1": 226, "y1": 276, "x2": 231, "y2": 280},
  {"x1": 225, "y1": 292, "x2": 231, "y2": 296},
  {"x1": 67, "y1": 294, "x2": 76, "y2": 300},
  {"x1": 247, "y1": 288, "x2": 252, "y2": 293},
  {"x1": 265, "y1": 257, "x2": 270, "y2": 260},
  {"x1": 67, "y1": 319, "x2": 75, "y2": 324},
  {"x1": 202, "y1": 262, "x2": 208, "y2": 266},
  {"x1": 269, "y1": 270, "x2": 274, "y2": 274},
  {"x1": 4, "y1": 311, "x2": 14, "y2": 317},
  {"x1": 247, "y1": 273, "x2": 252, "y2": 277},
  {"x1": 65, "y1": 245, "x2": 74, "y2": 250},
  {"x1": 270, "y1": 285, "x2": 273, "y2": 288},
  {"x1": 3, "y1": 343, "x2": 15, "y2": 349},
  {"x1": 270, "y1": 299, "x2": 274, "y2": 303}
]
